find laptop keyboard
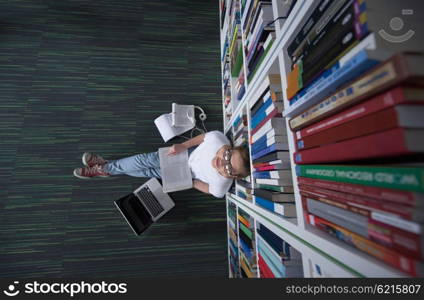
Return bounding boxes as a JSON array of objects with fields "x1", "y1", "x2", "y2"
[{"x1": 137, "y1": 186, "x2": 164, "y2": 218}]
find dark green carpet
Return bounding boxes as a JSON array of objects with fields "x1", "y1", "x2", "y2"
[{"x1": 0, "y1": 0, "x2": 227, "y2": 277}]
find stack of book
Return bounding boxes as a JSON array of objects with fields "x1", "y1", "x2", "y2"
[
  {"x1": 227, "y1": 200, "x2": 240, "y2": 277},
  {"x1": 257, "y1": 223, "x2": 303, "y2": 278},
  {"x1": 249, "y1": 74, "x2": 295, "y2": 216},
  {"x1": 229, "y1": 0, "x2": 246, "y2": 102},
  {"x1": 220, "y1": 0, "x2": 227, "y2": 29},
  {"x1": 242, "y1": 0, "x2": 276, "y2": 82},
  {"x1": 284, "y1": 0, "x2": 423, "y2": 118},
  {"x1": 233, "y1": 112, "x2": 248, "y2": 146},
  {"x1": 298, "y1": 165, "x2": 424, "y2": 277},
  {"x1": 238, "y1": 208, "x2": 258, "y2": 277},
  {"x1": 283, "y1": 0, "x2": 424, "y2": 276},
  {"x1": 237, "y1": 179, "x2": 253, "y2": 203}
]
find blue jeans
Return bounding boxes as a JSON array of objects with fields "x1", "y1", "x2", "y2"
[
  {"x1": 103, "y1": 147, "x2": 195, "y2": 179},
  {"x1": 103, "y1": 151, "x2": 161, "y2": 178}
]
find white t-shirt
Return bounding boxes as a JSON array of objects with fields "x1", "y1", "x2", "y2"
[{"x1": 189, "y1": 131, "x2": 233, "y2": 198}]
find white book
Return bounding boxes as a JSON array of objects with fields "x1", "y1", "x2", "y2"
[
  {"x1": 154, "y1": 113, "x2": 194, "y2": 143},
  {"x1": 255, "y1": 177, "x2": 293, "y2": 186},
  {"x1": 158, "y1": 147, "x2": 193, "y2": 193},
  {"x1": 251, "y1": 118, "x2": 286, "y2": 143},
  {"x1": 172, "y1": 103, "x2": 196, "y2": 127},
  {"x1": 263, "y1": 31, "x2": 276, "y2": 50}
]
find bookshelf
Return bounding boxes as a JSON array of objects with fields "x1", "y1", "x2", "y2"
[{"x1": 220, "y1": 0, "x2": 423, "y2": 278}]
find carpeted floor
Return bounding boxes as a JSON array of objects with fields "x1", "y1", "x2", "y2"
[{"x1": 0, "y1": 0, "x2": 228, "y2": 278}]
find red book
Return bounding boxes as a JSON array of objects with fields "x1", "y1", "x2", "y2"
[
  {"x1": 250, "y1": 108, "x2": 281, "y2": 136},
  {"x1": 296, "y1": 105, "x2": 424, "y2": 150},
  {"x1": 305, "y1": 212, "x2": 423, "y2": 277},
  {"x1": 258, "y1": 253, "x2": 275, "y2": 278},
  {"x1": 300, "y1": 189, "x2": 424, "y2": 260},
  {"x1": 368, "y1": 218, "x2": 424, "y2": 260},
  {"x1": 294, "y1": 128, "x2": 424, "y2": 164},
  {"x1": 255, "y1": 165, "x2": 279, "y2": 171},
  {"x1": 299, "y1": 184, "x2": 424, "y2": 222},
  {"x1": 295, "y1": 86, "x2": 424, "y2": 140},
  {"x1": 297, "y1": 177, "x2": 424, "y2": 208}
]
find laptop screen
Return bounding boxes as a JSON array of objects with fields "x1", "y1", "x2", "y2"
[{"x1": 115, "y1": 193, "x2": 153, "y2": 235}]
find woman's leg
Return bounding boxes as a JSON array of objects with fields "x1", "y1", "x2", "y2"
[{"x1": 103, "y1": 151, "x2": 161, "y2": 178}]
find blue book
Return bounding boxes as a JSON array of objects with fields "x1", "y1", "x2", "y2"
[
  {"x1": 237, "y1": 85, "x2": 246, "y2": 101},
  {"x1": 251, "y1": 138, "x2": 268, "y2": 153},
  {"x1": 239, "y1": 238, "x2": 253, "y2": 260},
  {"x1": 285, "y1": 44, "x2": 380, "y2": 118},
  {"x1": 257, "y1": 238, "x2": 285, "y2": 277},
  {"x1": 251, "y1": 144, "x2": 278, "y2": 160},
  {"x1": 233, "y1": 115, "x2": 242, "y2": 128},
  {"x1": 251, "y1": 97, "x2": 273, "y2": 128},
  {"x1": 252, "y1": 96, "x2": 272, "y2": 120},
  {"x1": 255, "y1": 196, "x2": 297, "y2": 217},
  {"x1": 257, "y1": 227, "x2": 285, "y2": 255}
]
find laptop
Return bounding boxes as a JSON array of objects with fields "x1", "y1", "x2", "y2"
[
  {"x1": 158, "y1": 147, "x2": 193, "y2": 193},
  {"x1": 114, "y1": 178, "x2": 175, "y2": 235}
]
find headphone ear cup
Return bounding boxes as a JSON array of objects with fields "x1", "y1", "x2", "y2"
[{"x1": 199, "y1": 113, "x2": 207, "y2": 121}]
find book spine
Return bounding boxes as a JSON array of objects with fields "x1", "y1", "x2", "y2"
[
  {"x1": 287, "y1": 0, "x2": 337, "y2": 57},
  {"x1": 251, "y1": 117, "x2": 285, "y2": 143},
  {"x1": 295, "y1": 107, "x2": 400, "y2": 150},
  {"x1": 295, "y1": 86, "x2": 410, "y2": 139},
  {"x1": 255, "y1": 196, "x2": 296, "y2": 217},
  {"x1": 297, "y1": 176, "x2": 422, "y2": 207},
  {"x1": 289, "y1": 47, "x2": 379, "y2": 105},
  {"x1": 288, "y1": 54, "x2": 407, "y2": 129},
  {"x1": 294, "y1": 128, "x2": 412, "y2": 164},
  {"x1": 296, "y1": 164, "x2": 424, "y2": 193},
  {"x1": 251, "y1": 109, "x2": 282, "y2": 135},
  {"x1": 251, "y1": 144, "x2": 277, "y2": 160},
  {"x1": 306, "y1": 213, "x2": 422, "y2": 277},
  {"x1": 258, "y1": 253, "x2": 275, "y2": 278},
  {"x1": 257, "y1": 184, "x2": 294, "y2": 193},
  {"x1": 251, "y1": 101, "x2": 283, "y2": 129},
  {"x1": 299, "y1": 184, "x2": 421, "y2": 222}
]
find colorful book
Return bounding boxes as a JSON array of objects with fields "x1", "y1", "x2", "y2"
[
  {"x1": 251, "y1": 108, "x2": 282, "y2": 135},
  {"x1": 258, "y1": 253, "x2": 275, "y2": 278},
  {"x1": 285, "y1": 36, "x2": 381, "y2": 117},
  {"x1": 254, "y1": 189, "x2": 295, "y2": 203},
  {"x1": 253, "y1": 170, "x2": 292, "y2": 180},
  {"x1": 252, "y1": 135, "x2": 288, "y2": 153},
  {"x1": 255, "y1": 196, "x2": 296, "y2": 217},
  {"x1": 294, "y1": 86, "x2": 424, "y2": 139},
  {"x1": 256, "y1": 184, "x2": 294, "y2": 193},
  {"x1": 289, "y1": 52, "x2": 424, "y2": 129},
  {"x1": 252, "y1": 143, "x2": 289, "y2": 160},
  {"x1": 251, "y1": 117, "x2": 286, "y2": 143},
  {"x1": 296, "y1": 164, "x2": 424, "y2": 193},
  {"x1": 251, "y1": 126, "x2": 287, "y2": 144},
  {"x1": 306, "y1": 212, "x2": 424, "y2": 277},
  {"x1": 297, "y1": 176, "x2": 424, "y2": 208},
  {"x1": 294, "y1": 128, "x2": 424, "y2": 164},
  {"x1": 299, "y1": 184, "x2": 424, "y2": 223},
  {"x1": 252, "y1": 151, "x2": 290, "y2": 164},
  {"x1": 251, "y1": 100, "x2": 283, "y2": 129},
  {"x1": 296, "y1": 105, "x2": 424, "y2": 150}
]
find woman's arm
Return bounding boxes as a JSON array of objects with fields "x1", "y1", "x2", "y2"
[
  {"x1": 168, "y1": 133, "x2": 205, "y2": 155},
  {"x1": 193, "y1": 179, "x2": 209, "y2": 194}
]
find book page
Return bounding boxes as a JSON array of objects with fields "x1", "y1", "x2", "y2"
[
  {"x1": 158, "y1": 147, "x2": 193, "y2": 193},
  {"x1": 154, "y1": 113, "x2": 195, "y2": 142}
]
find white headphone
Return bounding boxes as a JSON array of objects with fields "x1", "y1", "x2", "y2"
[
  {"x1": 187, "y1": 106, "x2": 207, "y2": 122},
  {"x1": 195, "y1": 106, "x2": 207, "y2": 121}
]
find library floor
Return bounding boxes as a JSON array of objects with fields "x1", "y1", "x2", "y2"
[{"x1": 0, "y1": 0, "x2": 227, "y2": 277}]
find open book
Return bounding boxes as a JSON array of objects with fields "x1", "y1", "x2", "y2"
[
  {"x1": 154, "y1": 113, "x2": 195, "y2": 142},
  {"x1": 158, "y1": 147, "x2": 193, "y2": 193}
]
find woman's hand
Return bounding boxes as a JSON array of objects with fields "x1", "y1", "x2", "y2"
[{"x1": 168, "y1": 143, "x2": 187, "y2": 155}]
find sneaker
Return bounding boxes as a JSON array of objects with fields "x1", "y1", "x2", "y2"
[
  {"x1": 73, "y1": 165, "x2": 110, "y2": 179},
  {"x1": 82, "y1": 152, "x2": 107, "y2": 167}
]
